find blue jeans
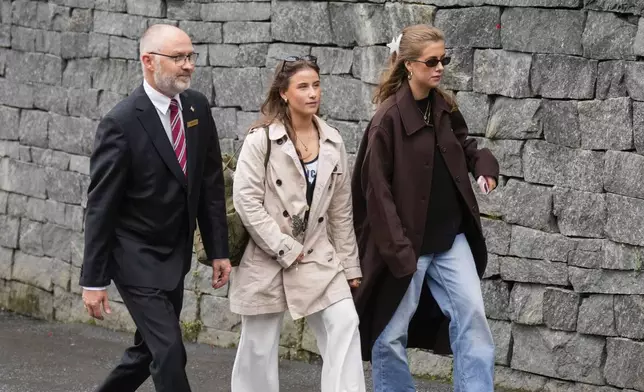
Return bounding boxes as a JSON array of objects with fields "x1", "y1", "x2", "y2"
[{"x1": 372, "y1": 234, "x2": 494, "y2": 392}]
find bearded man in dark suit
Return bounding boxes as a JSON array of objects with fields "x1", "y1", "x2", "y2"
[{"x1": 79, "y1": 24, "x2": 231, "y2": 392}]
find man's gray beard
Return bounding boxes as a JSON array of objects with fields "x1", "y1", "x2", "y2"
[{"x1": 154, "y1": 69, "x2": 191, "y2": 97}]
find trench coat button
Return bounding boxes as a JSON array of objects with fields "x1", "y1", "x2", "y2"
[
  {"x1": 455, "y1": 176, "x2": 461, "y2": 183},
  {"x1": 318, "y1": 217, "x2": 324, "y2": 223},
  {"x1": 307, "y1": 249, "x2": 313, "y2": 254},
  {"x1": 472, "y1": 205, "x2": 477, "y2": 212},
  {"x1": 283, "y1": 210, "x2": 289, "y2": 217},
  {"x1": 279, "y1": 250, "x2": 284, "y2": 256},
  {"x1": 277, "y1": 138, "x2": 284, "y2": 145},
  {"x1": 276, "y1": 179, "x2": 282, "y2": 186},
  {"x1": 440, "y1": 146, "x2": 447, "y2": 153}
]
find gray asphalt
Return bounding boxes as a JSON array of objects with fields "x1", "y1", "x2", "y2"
[{"x1": 0, "y1": 311, "x2": 451, "y2": 392}]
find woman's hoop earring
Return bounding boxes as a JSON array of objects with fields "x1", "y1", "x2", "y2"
[{"x1": 408, "y1": 72, "x2": 412, "y2": 80}]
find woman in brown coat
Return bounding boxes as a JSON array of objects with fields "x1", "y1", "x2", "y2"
[
  {"x1": 352, "y1": 25, "x2": 500, "y2": 392},
  {"x1": 230, "y1": 56, "x2": 365, "y2": 392}
]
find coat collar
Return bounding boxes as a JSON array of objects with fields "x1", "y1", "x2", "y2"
[
  {"x1": 395, "y1": 80, "x2": 451, "y2": 136},
  {"x1": 267, "y1": 115, "x2": 342, "y2": 144}
]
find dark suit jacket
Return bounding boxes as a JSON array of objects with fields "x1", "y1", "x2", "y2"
[{"x1": 79, "y1": 84, "x2": 228, "y2": 291}]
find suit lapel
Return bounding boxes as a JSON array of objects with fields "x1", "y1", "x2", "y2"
[
  {"x1": 180, "y1": 92, "x2": 198, "y2": 195},
  {"x1": 135, "y1": 88, "x2": 187, "y2": 187}
]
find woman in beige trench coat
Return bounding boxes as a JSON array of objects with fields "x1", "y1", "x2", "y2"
[{"x1": 229, "y1": 55, "x2": 366, "y2": 392}]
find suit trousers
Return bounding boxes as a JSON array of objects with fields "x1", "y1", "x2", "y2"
[
  {"x1": 231, "y1": 298, "x2": 366, "y2": 392},
  {"x1": 95, "y1": 282, "x2": 190, "y2": 392}
]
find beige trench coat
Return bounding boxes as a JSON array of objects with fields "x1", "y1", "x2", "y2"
[{"x1": 229, "y1": 116, "x2": 362, "y2": 319}]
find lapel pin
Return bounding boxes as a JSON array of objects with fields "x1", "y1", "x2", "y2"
[{"x1": 190, "y1": 106, "x2": 195, "y2": 112}]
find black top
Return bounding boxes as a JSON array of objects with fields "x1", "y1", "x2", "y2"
[
  {"x1": 301, "y1": 155, "x2": 318, "y2": 206},
  {"x1": 417, "y1": 92, "x2": 465, "y2": 255}
]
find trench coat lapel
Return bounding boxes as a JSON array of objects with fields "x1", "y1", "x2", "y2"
[
  {"x1": 307, "y1": 139, "x2": 338, "y2": 228},
  {"x1": 304, "y1": 119, "x2": 340, "y2": 233},
  {"x1": 279, "y1": 136, "x2": 307, "y2": 183}
]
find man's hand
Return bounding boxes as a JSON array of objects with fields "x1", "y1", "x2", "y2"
[
  {"x1": 348, "y1": 278, "x2": 362, "y2": 289},
  {"x1": 212, "y1": 258, "x2": 232, "y2": 289},
  {"x1": 82, "y1": 289, "x2": 111, "y2": 320}
]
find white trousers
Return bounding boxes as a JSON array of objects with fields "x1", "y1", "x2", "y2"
[{"x1": 231, "y1": 298, "x2": 366, "y2": 392}]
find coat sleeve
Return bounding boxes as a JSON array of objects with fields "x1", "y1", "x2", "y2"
[
  {"x1": 232, "y1": 129, "x2": 303, "y2": 269},
  {"x1": 360, "y1": 125, "x2": 417, "y2": 278},
  {"x1": 451, "y1": 109, "x2": 500, "y2": 180},
  {"x1": 327, "y1": 142, "x2": 361, "y2": 280},
  {"x1": 197, "y1": 106, "x2": 229, "y2": 261},
  {"x1": 80, "y1": 116, "x2": 129, "y2": 287}
]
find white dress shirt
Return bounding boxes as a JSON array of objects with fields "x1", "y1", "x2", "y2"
[
  {"x1": 143, "y1": 79, "x2": 185, "y2": 144},
  {"x1": 83, "y1": 80, "x2": 185, "y2": 291}
]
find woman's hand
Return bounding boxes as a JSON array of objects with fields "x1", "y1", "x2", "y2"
[
  {"x1": 476, "y1": 176, "x2": 497, "y2": 195},
  {"x1": 348, "y1": 278, "x2": 362, "y2": 289}
]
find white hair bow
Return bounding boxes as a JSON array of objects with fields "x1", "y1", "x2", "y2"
[{"x1": 387, "y1": 33, "x2": 403, "y2": 55}]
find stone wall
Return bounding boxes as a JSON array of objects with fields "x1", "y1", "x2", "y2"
[{"x1": 2, "y1": 0, "x2": 644, "y2": 390}]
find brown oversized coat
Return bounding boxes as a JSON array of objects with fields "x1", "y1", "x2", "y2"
[{"x1": 351, "y1": 81, "x2": 499, "y2": 360}]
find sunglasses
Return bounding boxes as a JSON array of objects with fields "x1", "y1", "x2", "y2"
[
  {"x1": 278, "y1": 55, "x2": 318, "y2": 72},
  {"x1": 409, "y1": 56, "x2": 451, "y2": 68}
]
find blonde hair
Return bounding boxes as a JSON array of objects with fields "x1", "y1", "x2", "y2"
[{"x1": 373, "y1": 24, "x2": 455, "y2": 108}]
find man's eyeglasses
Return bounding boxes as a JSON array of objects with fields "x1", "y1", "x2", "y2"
[
  {"x1": 409, "y1": 56, "x2": 451, "y2": 68},
  {"x1": 278, "y1": 55, "x2": 318, "y2": 72},
  {"x1": 149, "y1": 52, "x2": 199, "y2": 65}
]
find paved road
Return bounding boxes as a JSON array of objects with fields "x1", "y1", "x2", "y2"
[{"x1": 0, "y1": 311, "x2": 451, "y2": 392}]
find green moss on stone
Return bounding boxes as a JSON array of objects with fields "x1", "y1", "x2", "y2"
[
  {"x1": 181, "y1": 320, "x2": 203, "y2": 342},
  {"x1": 9, "y1": 289, "x2": 40, "y2": 315}
]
